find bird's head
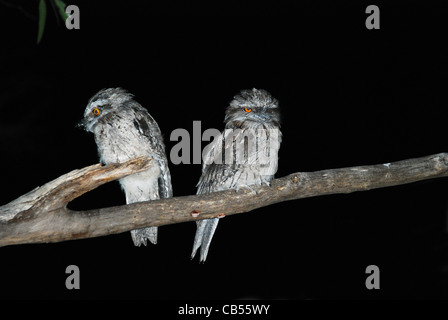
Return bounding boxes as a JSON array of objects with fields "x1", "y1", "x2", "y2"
[
  {"x1": 224, "y1": 88, "x2": 280, "y2": 129},
  {"x1": 78, "y1": 87, "x2": 134, "y2": 132}
]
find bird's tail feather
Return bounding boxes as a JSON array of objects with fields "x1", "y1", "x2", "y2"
[
  {"x1": 131, "y1": 227, "x2": 157, "y2": 246},
  {"x1": 191, "y1": 218, "x2": 219, "y2": 262}
]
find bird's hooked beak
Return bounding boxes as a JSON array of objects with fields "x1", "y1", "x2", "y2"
[{"x1": 76, "y1": 118, "x2": 89, "y2": 131}]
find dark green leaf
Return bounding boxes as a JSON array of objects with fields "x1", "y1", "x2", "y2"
[
  {"x1": 37, "y1": 0, "x2": 47, "y2": 44},
  {"x1": 53, "y1": 0, "x2": 69, "y2": 21}
]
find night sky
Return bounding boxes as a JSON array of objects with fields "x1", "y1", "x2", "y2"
[{"x1": 1, "y1": 1, "x2": 448, "y2": 300}]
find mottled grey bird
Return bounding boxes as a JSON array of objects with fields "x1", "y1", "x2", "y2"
[
  {"x1": 192, "y1": 88, "x2": 282, "y2": 262},
  {"x1": 79, "y1": 88, "x2": 172, "y2": 246}
]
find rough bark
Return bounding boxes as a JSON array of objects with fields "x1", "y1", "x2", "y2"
[{"x1": 1, "y1": 153, "x2": 448, "y2": 247}]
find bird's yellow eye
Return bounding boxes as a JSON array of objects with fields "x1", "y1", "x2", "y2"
[
  {"x1": 93, "y1": 108, "x2": 101, "y2": 116},
  {"x1": 244, "y1": 107, "x2": 252, "y2": 113}
]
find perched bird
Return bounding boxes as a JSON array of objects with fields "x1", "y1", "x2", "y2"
[
  {"x1": 192, "y1": 88, "x2": 282, "y2": 262},
  {"x1": 79, "y1": 88, "x2": 172, "y2": 246}
]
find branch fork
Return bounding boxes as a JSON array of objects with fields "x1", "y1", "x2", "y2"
[{"x1": 1, "y1": 153, "x2": 448, "y2": 247}]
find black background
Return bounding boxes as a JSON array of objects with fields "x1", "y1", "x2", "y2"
[{"x1": 1, "y1": 1, "x2": 448, "y2": 299}]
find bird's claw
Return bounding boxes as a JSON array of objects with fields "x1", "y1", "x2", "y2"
[{"x1": 262, "y1": 180, "x2": 271, "y2": 187}]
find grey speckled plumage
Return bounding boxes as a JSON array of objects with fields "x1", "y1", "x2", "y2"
[
  {"x1": 192, "y1": 88, "x2": 282, "y2": 262},
  {"x1": 80, "y1": 88, "x2": 173, "y2": 246}
]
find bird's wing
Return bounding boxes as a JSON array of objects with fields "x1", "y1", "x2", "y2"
[
  {"x1": 194, "y1": 129, "x2": 255, "y2": 262},
  {"x1": 122, "y1": 103, "x2": 173, "y2": 246},
  {"x1": 156, "y1": 155, "x2": 173, "y2": 198},
  {"x1": 127, "y1": 103, "x2": 173, "y2": 199}
]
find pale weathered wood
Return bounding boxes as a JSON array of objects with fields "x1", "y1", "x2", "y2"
[
  {"x1": 1, "y1": 153, "x2": 448, "y2": 247},
  {"x1": 0, "y1": 156, "x2": 152, "y2": 223}
]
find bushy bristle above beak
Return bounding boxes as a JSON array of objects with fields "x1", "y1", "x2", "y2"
[{"x1": 76, "y1": 118, "x2": 88, "y2": 130}]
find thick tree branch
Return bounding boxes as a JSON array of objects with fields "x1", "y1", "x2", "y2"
[{"x1": 1, "y1": 153, "x2": 448, "y2": 247}]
